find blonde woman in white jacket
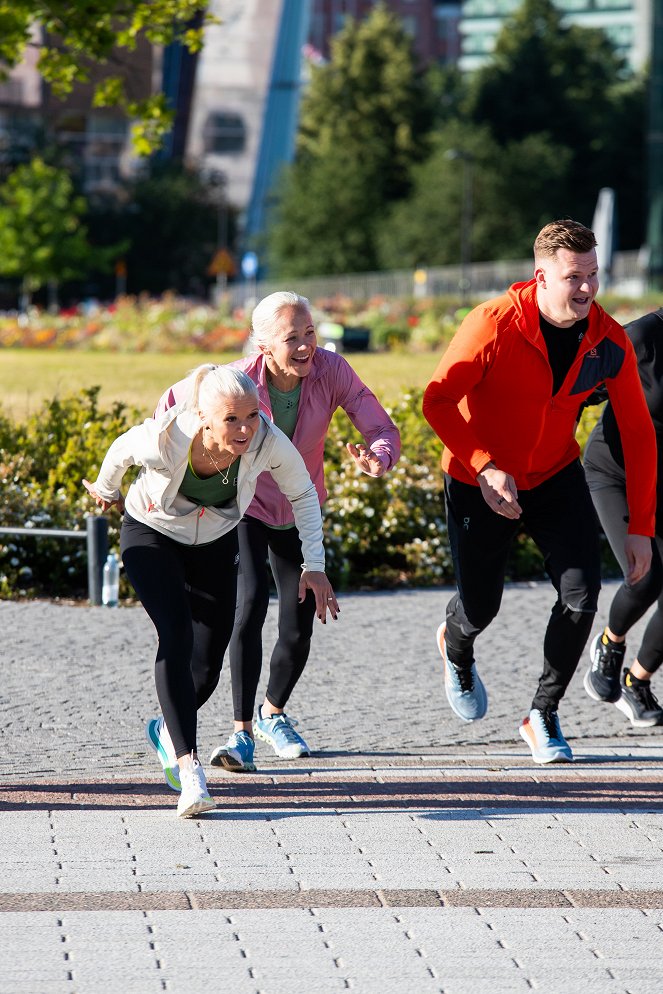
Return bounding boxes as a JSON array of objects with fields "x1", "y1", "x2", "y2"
[{"x1": 84, "y1": 364, "x2": 338, "y2": 817}]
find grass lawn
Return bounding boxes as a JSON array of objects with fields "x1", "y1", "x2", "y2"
[{"x1": 0, "y1": 349, "x2": 439, "y2": 420}]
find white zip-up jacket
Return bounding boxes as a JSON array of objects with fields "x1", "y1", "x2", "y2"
[{"x1": 90, "y1": 406, "x2": 325, "y2": 570}]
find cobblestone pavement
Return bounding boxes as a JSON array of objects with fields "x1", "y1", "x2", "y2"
[{"x1": 3, "y1": 582, "x2": 663, "y2": 993}]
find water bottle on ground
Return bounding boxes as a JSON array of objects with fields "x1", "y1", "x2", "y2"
[{"x1": 102, "y1": 552, "x2": 120, "y2": 607}]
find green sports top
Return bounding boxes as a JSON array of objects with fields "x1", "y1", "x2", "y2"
[
  {"x1": 178, "y1": 450, "x2": 239, "y2": 507},
  {"x1": 267, "y1": 380, "x2": 301, "y2": 440},
  {"x1": 266, "y1": 380, "x2": 302, "y2": 529}
]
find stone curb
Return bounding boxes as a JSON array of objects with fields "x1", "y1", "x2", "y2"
[{"x1": 3, "y1": 889, "x2": 663, "y2": 913}]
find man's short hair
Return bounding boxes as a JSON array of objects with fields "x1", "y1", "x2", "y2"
[{"x1": 534, "y1": 219, "x2": 597, "y2": 259}]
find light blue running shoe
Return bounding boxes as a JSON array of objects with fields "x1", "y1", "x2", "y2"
[
  {"x1": 253, "y1": 707, "x2": 310, "y2": 759},
  {"x1": 145, "y1": 717, "x2": 181, "y2": 792},
  {"x1": 209, "y1": 731, "x2": 257, "y2": 773},
  {"x1": 437, "y1": 623, "x2": 488, "y2": 722},
  {"x1": 519, "y1": 707, "x2": 573, "y2": 764}
]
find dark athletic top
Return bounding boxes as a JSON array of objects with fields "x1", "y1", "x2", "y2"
[
  {"x1": 539, "y1": 314, "x2": 588, "y2": 395},
  {"x1": 584, "y1": 308, "x2": 663, "y2": 533}
]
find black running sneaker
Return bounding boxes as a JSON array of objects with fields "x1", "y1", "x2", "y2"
[
  {"x1": 615, "y1": 670, "x2": 663, "y2": 727},
  {"x1": 584, "y1": 631, "x2": 626, "y2": 703}
]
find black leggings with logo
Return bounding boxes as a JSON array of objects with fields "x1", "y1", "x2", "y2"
[
  {"x1": 120, "y1": 514, "x2": 239, "y2": 758},
  {"x1": 444, "y1": 460, "x2": 602, "y2": 712},
  {"x1": 228, "y1": 516, "x2": 316, "y2": 721}
]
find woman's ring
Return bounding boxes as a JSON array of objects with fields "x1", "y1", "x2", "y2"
[{"x1": 497, "y1": 496, "x2": 505, "y2": 505}]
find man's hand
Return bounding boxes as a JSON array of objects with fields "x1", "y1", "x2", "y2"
[
  {"x1": 476, "y1": 464, "x2": 522, "y2": 518},
  {"x1": 624, "y1": 534, "x2": 652, "y2": 585}
]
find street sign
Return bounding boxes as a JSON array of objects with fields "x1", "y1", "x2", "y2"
[
  {"x1": 241, "y1": 251, "x2": 258, "y2": 279},
  {"x1": 208, "y1": 248, "x2": 236, "y2": 278}
]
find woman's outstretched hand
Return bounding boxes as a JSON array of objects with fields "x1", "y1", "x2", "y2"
[
  {"x1": 346, "y1": 442, "x2": 385, "y2": 478},
  {"x1": 82, "y1": 479, "x2": 125, "y2": 514},
  {"x1": 298, "y1": 570, "x2": 340, "y2": 624}
]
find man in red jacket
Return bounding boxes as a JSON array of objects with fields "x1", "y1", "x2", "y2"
[{"x1": 423, "y1": 219, "x2": 656, "y2": 763}]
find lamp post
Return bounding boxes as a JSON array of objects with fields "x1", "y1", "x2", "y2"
[
  {"x1": 204, "y1": 168, "x2": 230, "y2": 303},
  {"x1": 445, "y1": 149, "x2": 474, "y2": 305}
]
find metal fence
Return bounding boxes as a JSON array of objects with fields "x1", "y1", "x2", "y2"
[
  {"x1": 0, "y1": 515, "x2": 108, "y2": 605},
  {"x1": 228, "y1": 250, "x2": 645, "y2": 308}
]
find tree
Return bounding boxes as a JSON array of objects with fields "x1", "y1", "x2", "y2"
[
  {"x1": 376, "y1": 121, "x2": 571, "y2": 270},
  {"x1": 0, "y1": 1, "x2": 210, "y2": 154},
  {"x1": 267, "y1": 2, "x2": 431, "y2": 277},
  {"x1": 0, "y1": 157, "x2": 119, "y2": 307},
  {"x1": 86, "y1": 162, "x2": 232, "y2": 296},
  {"x1": 467, "y1": 0, "x2": 647, "y2": 245}
]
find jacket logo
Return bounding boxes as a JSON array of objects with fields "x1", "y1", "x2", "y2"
[{"x1": 587, "y1": 348, "x2": 598, "y2": 358}]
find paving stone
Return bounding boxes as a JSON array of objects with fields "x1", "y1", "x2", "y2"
[{"x1": 3, "y1": 586, "x2": 663, "y2": 994}]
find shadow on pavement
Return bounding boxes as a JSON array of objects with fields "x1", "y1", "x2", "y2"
[{"x1": 2, "y1": 773, "x2": 663, "y2": 813}]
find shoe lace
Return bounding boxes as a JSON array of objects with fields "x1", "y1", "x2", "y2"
[
  {"x1": 271, "y1": 713, "x2": 301, "y2": 743},
  {"x1": 595, "y1": 637, "x2": 625, "y2": 677},
  {"x1": 181, "y1": 755, "x2": 206, "y2": 791},
  {"x1": 630, "y1": 681, "x2": 661, "y2": 712},
  {"x1": 454, "y1": 664, "x2": 475, "y2": 693},
  {"x1": 541, "y1": 708, "x2": 561, "y2": 740}
]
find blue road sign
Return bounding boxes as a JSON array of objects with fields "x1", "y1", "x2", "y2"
[{"x1": 241, "y1": 251, "x2": 258, "y2": 279}]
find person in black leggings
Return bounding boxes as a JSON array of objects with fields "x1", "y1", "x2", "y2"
[
  {"x1": 230, "y1": 517, "x2": 314, "y2": 726},
  {"x1": 84, "y1": 363, "x2": 336, "y2": 817},
  {"x1": 120, "y1": 519, "x2": 240, "y2": 767},
  {"x1": 584, "y1": 307, "x2": 663, "y2": 727},
  {"x1": 154, "y1": 291, "x2": 400, "y2": 772}
]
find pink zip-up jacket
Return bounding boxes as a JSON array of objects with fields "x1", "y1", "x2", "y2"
[{"x1": 155, "y1": 348, "x2": 401, "y2": 527}]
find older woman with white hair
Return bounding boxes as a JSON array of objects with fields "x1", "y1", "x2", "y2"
[
  {"x1": 156, "y1": 291, "x2": 400, "y2": 773},
  {"x1": 84, "y1": 362, "x2": 337, "y2": 817}
]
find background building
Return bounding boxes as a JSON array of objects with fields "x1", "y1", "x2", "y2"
[
  {"x1": 0, "y1": 26, "x2": 153, "y2": 196},
  {"x1": 182, "y1": 0, "x2": 463, "y2": 256},
  {"x1": 308, "y1": 0, "x2": 461, "y2": 64},
  {"x1": 459, "y1": 0, "x2": 653, "y2": 72}
]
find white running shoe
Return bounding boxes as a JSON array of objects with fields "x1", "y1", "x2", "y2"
[
  {"x1": 177, "y1": 758, "x2": 216, "y2": 818},
  {"x1": 145, "y1": 717, "x2": 181, "y2": 792}
]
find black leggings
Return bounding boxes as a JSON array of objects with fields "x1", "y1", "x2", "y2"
[
  {"x1": 120, "y1": 515, "x2": 239, "y2": 758},
  {"x1": 228, "y1": 516, "x2": 316, "y2": 721},
  {"x1": 585, "y1": 459, "x2": 663, "y2": 674},
  {"x1": 444, "y1": 460, "x2": 602, "y2": 711}
]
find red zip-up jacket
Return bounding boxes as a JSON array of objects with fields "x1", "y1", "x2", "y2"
[{"x1": 422, "y1": 280, "x2": 656, "y2": 536}]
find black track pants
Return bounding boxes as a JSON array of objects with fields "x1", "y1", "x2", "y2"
[{"x1": 444, "y1": 460, "x2": 601, "y2": 711}]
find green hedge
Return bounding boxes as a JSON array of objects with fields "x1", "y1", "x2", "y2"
[
  {"x1": 0, "y1": 388, "x2": 139, "y2": 598},
  {"x1": 0, "y1": 387, "x2": 612, "y2": 599}
]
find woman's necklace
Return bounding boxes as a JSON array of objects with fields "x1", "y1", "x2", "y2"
[{"x1": 202, "y1": 438, "x2": 237, "y2": 485}]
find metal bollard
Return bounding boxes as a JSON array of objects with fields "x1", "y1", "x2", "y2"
[{"x1": 86, "y1": 515, "x2": 108, "y2": 605}]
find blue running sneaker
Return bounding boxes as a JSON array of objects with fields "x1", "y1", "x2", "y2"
[
  {"x1": 253, "y1": 707, "x2": 310, "y2": 759},
  {"x1": 146, "y1": 717, "x2": 181, "y2": 791},
  {"x1": 437, "y1": 623, "x2": 488, "y2": 722},
  {"x1": 209, "y1": 731, "x2": 257, "y2": 773},
  {"x1": 519, "y1": 708, "x2": 573, "y2": 764}
]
